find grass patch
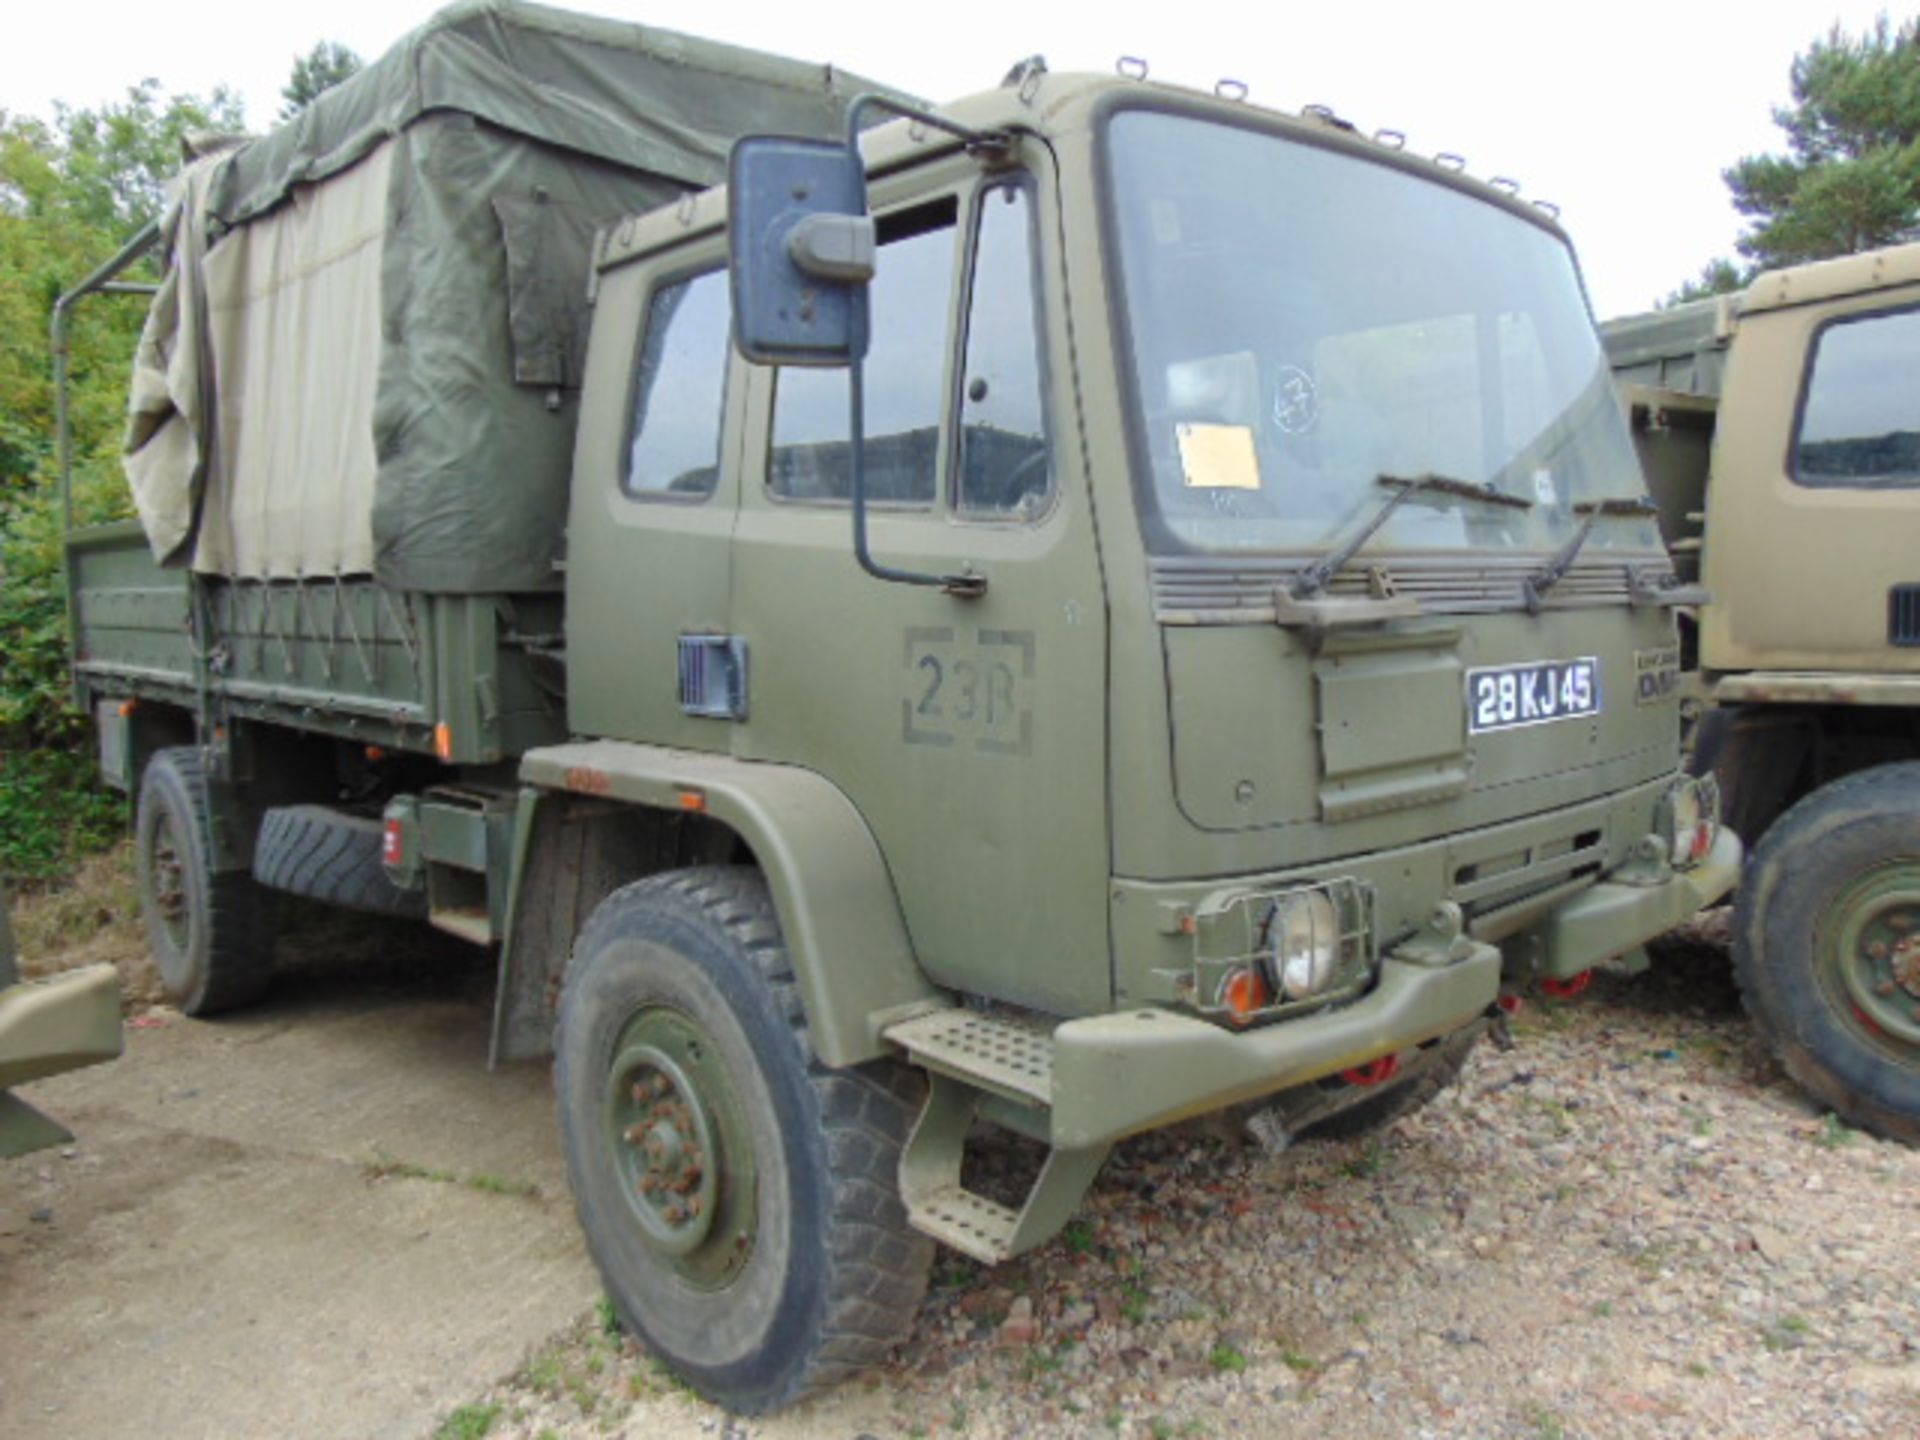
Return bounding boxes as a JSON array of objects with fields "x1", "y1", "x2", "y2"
[
  {"x1": 1208, "y1": 1343, "x2": 1248, "y2": 1372},
  {"x1": 433, "y1": 1403, "x2": 501, "y2": 1440},
  {"x1": 1814, "y1": 1113, "x2": 1858, "y2": 1149},
  {"x1": 1341, "y1": 1140, "x2": 1387, "y2": 1180},
  {"x1": 364, "y1": 1152, "x2": 541, "y2": 1200},
  {"x1": 1761, "y1": 1313, "x2": 1814, "y2": 1351}
]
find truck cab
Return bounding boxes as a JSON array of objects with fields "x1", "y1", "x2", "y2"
[{"x1": 532, "y1": 72, "x2": 1738, "y2": 1403}]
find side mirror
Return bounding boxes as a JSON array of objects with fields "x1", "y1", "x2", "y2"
[{"x1": 728, "y1": 136, "x2": 874, "y2": 367}]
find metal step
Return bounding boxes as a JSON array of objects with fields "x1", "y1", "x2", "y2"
[
  {"x1": 883, "y1": 1008, "x2": 1055, "y2": 1107},
  {"x1": 909, "y1": 1183, "x2": 1022, "y2": 1263},
  {"x1": 887, "y1": 1011, "x2": 1106, "y2": 1265}
]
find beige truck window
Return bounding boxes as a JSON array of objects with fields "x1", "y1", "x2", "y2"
[
  {"x1": 1794, "y1": 305, "x2": 1920, "y2": 489},
  {"x1": 623, "y1": 269, "x2": 731, "y2": 500}
]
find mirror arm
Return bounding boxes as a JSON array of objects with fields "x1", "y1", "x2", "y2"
[
  {"x1": 844, "y1": 94, "x2": 1014, "y2": 164},
  {"x1": 849, "y1": 363, "x2": 987, "y2": 598}
]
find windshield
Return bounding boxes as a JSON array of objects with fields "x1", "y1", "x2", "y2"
[{"x1": 1105, "y1": 110, "x2": 1659, "y2": 558}]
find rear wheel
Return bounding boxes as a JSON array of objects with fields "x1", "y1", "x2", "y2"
[
  {"x1": 1735, "y1": 764, "x2": 1920, "y2": 1144},
  {"x1": 555, "y1": 866, "x2": 931, "y2": 1413},
  {"x1": 135, "y1": 747, "x2": 276, "y2": 1014}
]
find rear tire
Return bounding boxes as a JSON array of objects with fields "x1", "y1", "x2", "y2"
[
  {"x1": 253, "y1": 805, "x2": 426, "y2": 919},
  {"x1": 555, "y1": 866, "x2": 931, "y2": 1413},
  {"x1": 1735, "y1": 764, "x2": 1920, "y2": 1144},
  {"x1": 135, "y1": 747, "x2": 276, "y2": 1015}
]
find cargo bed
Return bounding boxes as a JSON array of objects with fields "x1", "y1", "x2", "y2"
[{"x1": 69, "y1": 520, "x2": 565, "y2": 765}]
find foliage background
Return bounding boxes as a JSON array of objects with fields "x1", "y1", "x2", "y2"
[
  {"x1": 0, "y1": 56, "x2": 365, "y2": 883},
  {"x1": 1667, "y1": 16, "x2": 1920, "y2": 304}
]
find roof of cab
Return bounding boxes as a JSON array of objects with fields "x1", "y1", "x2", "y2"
[{"x1": 596, "y1": 69, "x2": 1569, "y2": 271}]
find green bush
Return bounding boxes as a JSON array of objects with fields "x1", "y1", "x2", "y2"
[{"x1": 1, "y1": 466, "x2": 133, "y2": 884}]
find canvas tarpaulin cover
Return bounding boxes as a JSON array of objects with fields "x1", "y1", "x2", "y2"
[{"x1": 123, "y1": 0, "x2": 880, "y2": 591}]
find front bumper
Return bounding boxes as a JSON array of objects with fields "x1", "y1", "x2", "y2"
[
  {"x1": 1048, "y1": 943, "x2": 1500, "y2": 1148},
  {"x1": 1534, "y1": 826, "x2": 1742, "y2": 980},
  {"x1": 1047, "y1": 827, "x2": 1741, "y2": 1150}
]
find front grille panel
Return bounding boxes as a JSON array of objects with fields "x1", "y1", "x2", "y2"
[{"x1": 1150, "y1": 554, "x2": 1654, "y2": 622}]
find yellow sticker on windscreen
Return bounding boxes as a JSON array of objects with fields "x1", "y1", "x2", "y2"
[{"x1": 1176, "y1": 422, "x2": 1260, "y2": 490}]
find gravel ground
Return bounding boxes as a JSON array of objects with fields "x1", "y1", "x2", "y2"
[
  {"x1": 450, "y1": 918, "x2": 1920, "y2": 1440},
  {"x1": 15, "y1": 871, "x2": 1919, "y2": 1439}
]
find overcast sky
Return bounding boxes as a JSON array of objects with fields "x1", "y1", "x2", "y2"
[{"x1": 1, "y1": 0, "x2": 1903, "y2": 317}]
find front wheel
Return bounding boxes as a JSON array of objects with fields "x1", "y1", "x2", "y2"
[
  {"x1": 554, "y1": 867, "x2": 932, "y2": 1413},
  {"x1": 1735, "y1": 764, "x2": 1920, "y2": 1143}
]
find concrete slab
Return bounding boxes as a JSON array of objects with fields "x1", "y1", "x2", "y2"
[{"x1": 0, "y1": 949, "x2": 600, "y2": 1440}]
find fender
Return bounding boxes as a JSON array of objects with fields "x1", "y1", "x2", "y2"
[{"x1": 502, "y1": 739, "x2": 945, "y2": 1068}]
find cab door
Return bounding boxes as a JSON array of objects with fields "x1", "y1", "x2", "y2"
[
  {"x1": 568, "y1": 232, "x2": 745, "y2": 748},
  {"x1": 728, "y1": 144, "x2": 1112, "y2": 1017}
]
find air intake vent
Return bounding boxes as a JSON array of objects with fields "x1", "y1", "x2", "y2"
[
  {"x1": 1890, "y1": 586, "x2": 1920, "y2": 647},
  {"x1": 677, "y1": 635, "x2": 749, "y2": 719}
]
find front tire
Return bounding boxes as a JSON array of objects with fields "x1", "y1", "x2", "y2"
[
  {"x1": 1735, "y1": 764, "x2": 1920, "y2": 1144},
  {"x1": 135, "y1": 746, "x2": 276, "y2": 1015},
  {"x1": 554, "y1": 867, "x2": 931, "y2": 1413}
]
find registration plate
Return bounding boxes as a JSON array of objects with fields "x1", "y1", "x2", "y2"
[{"x1": 1467, "y1": 657, "x2": 1600, "y2": 734}]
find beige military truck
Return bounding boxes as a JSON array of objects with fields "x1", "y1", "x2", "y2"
[
  {"x1": 62, "y1": 0, "x2": 1737, "y2": 1411},
  {"x1": 1604, "y1": 242, "x2": 1920, "y2": 1141},
  {"x1": 0, "y1": 890, "x2": 123, "y2": 1157}
]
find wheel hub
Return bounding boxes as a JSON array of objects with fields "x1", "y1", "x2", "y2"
[
  {"x1": 1827, "y1": 876, "x2": 1920, "y2": 1056},
  {"x1": 1887, "y1": 934, "x2": 1920, "y2": 999},
  {"x1": 604, "y1": 1009, "x2": 755, "y2": 1287},
  {"x1": 151, "y1": 820, "x2": 190, "y2": 948}
]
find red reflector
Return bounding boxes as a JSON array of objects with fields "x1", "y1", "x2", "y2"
[
  {"x1": 1541, "y1": 970, "x2": 1593, "y2": 999},
  {"x1": 1342, "y1": 1053, "x2": 1401, "y2": 1087},
  {"x1": 382, "y1": 820, "x2": 403, "y2": 866}
]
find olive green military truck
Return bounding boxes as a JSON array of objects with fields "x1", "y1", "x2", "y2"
[
  {"x1": 1604, "y1": 242, "x2": 1920, "y2": 1143},
  {"x1": 0, "y1": 891, "x2": 123, "y2": 1158},
  {"x1": 62, "y1": 0, "x2": 1736, "y2": 1412}
]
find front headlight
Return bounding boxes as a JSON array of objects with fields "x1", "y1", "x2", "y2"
[
  {"x1": 1188, "y1": 879, "x2": 1375, "y2": 1025},
  {"x1": 1273, "y1": 890, "x2": 1340, "y2": 999}
]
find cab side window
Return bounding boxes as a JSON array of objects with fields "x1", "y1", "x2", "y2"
[
  {"x1": 1794, "y1": 306, "x2": 1920, "y2": 489},
  {"x1": 957, "y1": 182, "x2": 1051, "y2": 517},
  {"x1": 623, "y1": 269, "x2": 730, "y2": 500},
  {"x1": 769, "y1": 200, "x2": 957, "y2": 504}
]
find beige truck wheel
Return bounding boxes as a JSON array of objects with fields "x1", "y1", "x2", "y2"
[{"x1": 1734, "y1": 764, "x2": 1920, "y2": 1144}]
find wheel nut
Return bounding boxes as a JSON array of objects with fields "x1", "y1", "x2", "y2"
[
  {"x1": 1878, "y1": 981, "x2": 1898, "y2": 997},
  {"x1": 1868, "y1": 940, "x2": 1889, "y2": 961}
]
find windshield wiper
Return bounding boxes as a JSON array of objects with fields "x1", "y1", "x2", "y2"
[
  {"x1": 1523, "y1": 495, "x2": 1660, "y2": 612},
  {"x1": 1291, "y1": 472, "x2": 1533, "y2": 600}
]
